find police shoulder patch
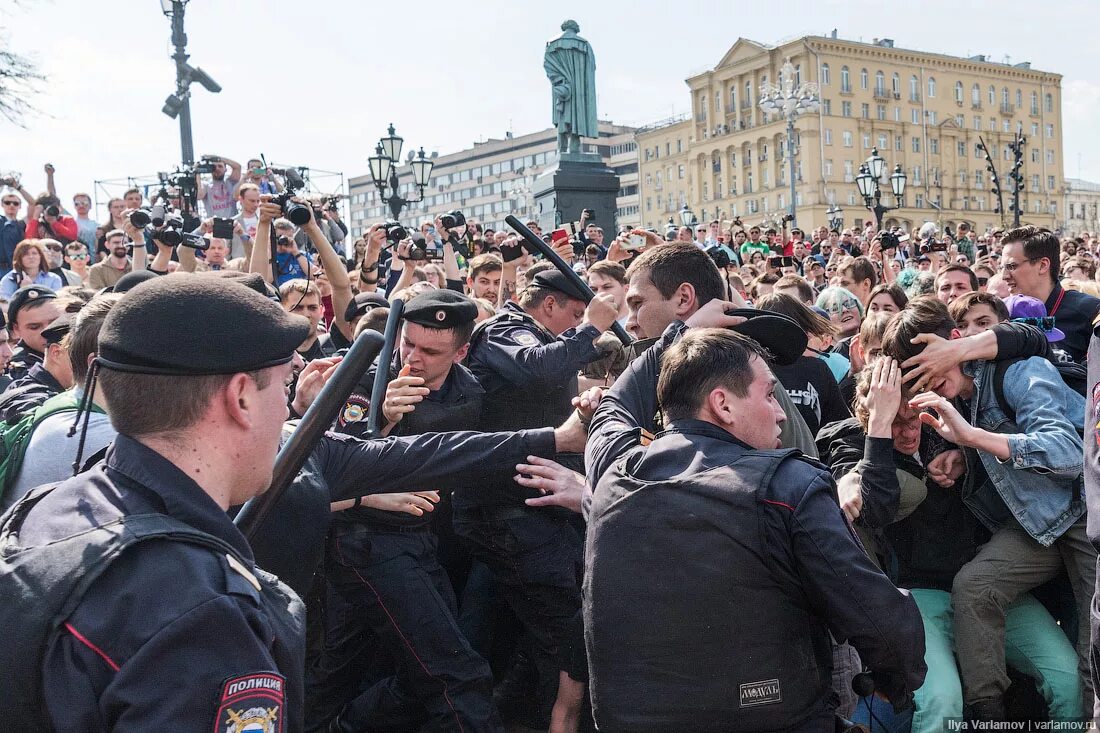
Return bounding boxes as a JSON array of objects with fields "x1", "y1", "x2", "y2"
[
  {"x1": 338, "y1": 393, "x2": 370, "y2": 426},
  {"x1": 513, "y1": 331, "x2": 539, "y2": 347},
  {"x1": 216, "y1": 672, "x2": 285, "y2": 733}
]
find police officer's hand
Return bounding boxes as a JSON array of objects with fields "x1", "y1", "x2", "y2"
[
  {"x1": 909, "y1": 392, "x2": 974, "y2": 447},
  {"x1": 359, "y1": 491, "x2": 440, "y2": 516},
  {"x1": 683, "y1": 298, "x2": 748, "y2": 329},
  {"x1": 865, "y1": 357, "x2": 901, "y2": 438},
  {"x1": 899, "y1": 333, "x2": 969, "y2": 392},
  {"x1": 291, "y1": 357, "x2": 342, "y2": 416},
  {"x1": 382, "y1": 373, "x2": 430, "y2": 426},
  {"x1": 836, "y1": 472, "x2": 863, "y2": 522},
  {"x1": 571, "y1": 386, "x2": 604, "y2": 425},
  {"x1": 926, "y1": 448, "x2": 965, "y2": 488},
  {"x1": 514, "y1": 456, "x2": 586, "y2": 514},
  {"x1": 583, "y1": 292, "x2": 620, "y2": 333}
]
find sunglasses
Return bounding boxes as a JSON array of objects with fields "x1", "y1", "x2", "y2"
[
  {"x1": 1012, "y1": 316, "x2": 1055, "y2": 331},
  {"x1": 68, "y1": 252, "x2": 88, "y2": 260},
  {"x1": 2, "y1": 200, "x2": 19, "y2": 207},
  {"x1": 976, "y1": 277, "x2": 989, "y2": 286}
]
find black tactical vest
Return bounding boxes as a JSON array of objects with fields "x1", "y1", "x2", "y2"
[
  {"x1": 585, "y1": 448, "x2": 834, "y2": 732},
  {"x1": 0, "y1": 483, "x2": 306, "y2": 732}
]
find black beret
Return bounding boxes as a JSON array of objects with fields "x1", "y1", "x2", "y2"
[
  {"x1": 403, "y1": 290, "x2": 477, "y2": 329},
  {"x1": 8, "y1": 285, "x2": 57, "y2": 325},
  {"x1": 344, "y1": 291, "x2": 389, "y2": 322},
  {"x1": 98, "y1": 274, "x2": 311, "y2": 376},
  {"x1": 200, "y1": 270, "x2": 278, "y2": 300},
  {"x1": 112, "y1": 269, "x2": 159, "y2": 294},
  {"x1": 725, "y1": 308, "x2": 808, "y2": 366},
  {"x1": 41, "y1": 312, "x2": 74, "y2": 345},
  {"x1": 529, "y1": 270, "x2": 588, "y2": 302}
]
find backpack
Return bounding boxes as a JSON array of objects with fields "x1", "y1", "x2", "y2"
[
  {"x1": 991, "y1": 356, "x2": 1087, "y2": 427},
  {"x1": 0, "y1": 391, "x2": 103, "y2": 500}
]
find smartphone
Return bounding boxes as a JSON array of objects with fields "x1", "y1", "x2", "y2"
[
  {"x1": 500, "y1": 241, "x2": 525, "y2": 263},
  {"x1": 212, "y1": 217, "x2": 234, "y2": 239},
  {"x1": 624, "y1": 234, "x2": 646, "y2": 252},
  {"x1": 550, "y1": 228, "x2": 570, "y2": 245},
  {"x1": 583, "y1": 208, "x2": 595, "y2": 220},
  {"x1": 768, "y1": 256, "x2": 791, "y2": 269}
]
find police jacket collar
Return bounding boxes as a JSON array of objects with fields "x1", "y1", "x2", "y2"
[
  {"x1": 105, "y1": 434, "x2": 255, "y2": 564},
  {"x1": 660, "y1": 418, "x2": 756, "y2": 451}
]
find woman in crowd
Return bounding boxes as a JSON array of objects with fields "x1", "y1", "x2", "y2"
[{"x1": 0, "y1": 239, "x2": 63, "y2": 298}]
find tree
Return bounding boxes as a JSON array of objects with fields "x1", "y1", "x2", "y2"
[{"x1": 0, "y1": 2, "x2": 45, "y2": 126}]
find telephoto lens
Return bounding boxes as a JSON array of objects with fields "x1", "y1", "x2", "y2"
[
  {"x1": 149, "y1": 204, "x2": 166, "y2": 228},
  {"x1": 45, "y1": 204, "x2": 60, "y2": 217},
  {"x1": 283, "y1": 200, "x2": 312, "y2": 227},
  {"x1": 130, "y1": 209, "x2": 151, "y2": 227}
]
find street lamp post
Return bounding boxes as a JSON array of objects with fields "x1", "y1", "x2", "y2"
[
  {"x1": 759, "y1": 58, "x2": 819, "y2": 228},
  {"x1": 826, "y1": 203, "x2": 844, "y2": 231},
  {"x1": 854, "y1": 147, "x2": 906, "y2": 229},
  {"x1": 159, "y1": 0, "x2": 220, "y2": 166},
  {"x1": 679, "y1": 204, "x2": 698, "y2": 228},
  {"x1": 367, "y1": 124, "x2": 434, "y2": 221}
]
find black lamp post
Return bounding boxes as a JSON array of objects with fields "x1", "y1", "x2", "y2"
[
  {"x1": 159, "y1": 0, "x2": 220, "y2": 166},
  {"x1": 826, "y1": 203, "x2": 844, "y2": 231},
  {"x1": 367, "y1": 124, "x2": 434, "y2": 221},
  {"x1": 679, "y1": 204, "x2": 698, "y2": 228},
  {"x1": 854, "y1": 147, "x2": 906, "y2": 228}
]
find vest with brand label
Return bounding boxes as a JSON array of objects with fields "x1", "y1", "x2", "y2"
[
  {"x1": 585, "y1": 448, "x2": 833, "y2": 732},
  {"x1": 0, "y1": 483, "x2": 306, "y2": 732}
]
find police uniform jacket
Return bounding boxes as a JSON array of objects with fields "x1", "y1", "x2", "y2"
[
  {"x1": 0, "y1": 361, "x2": 64, "y2": 423},
  {"x1": 583, "y1": 323, "x2": 927, "y2": 732}
]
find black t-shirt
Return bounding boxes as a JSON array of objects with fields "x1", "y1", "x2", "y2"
[{"x1": 771, "y1": 356, "x2": 850, "y2": 436}]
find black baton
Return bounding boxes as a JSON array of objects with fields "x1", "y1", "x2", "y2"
[{"x1": 366, "y1": 298, "x2": 404, "y2": 437}]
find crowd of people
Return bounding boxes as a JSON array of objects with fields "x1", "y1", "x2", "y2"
[{"x1": 1, "y1": 156, "x2": 1099, "y2": 733}]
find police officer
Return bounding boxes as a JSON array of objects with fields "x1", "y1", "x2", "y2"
[
  {"x1": 0, "y1": 310, "x2": 73, "y2": 422},
  {"x1": 6, "y1": 284, "x2": 61, "y2": 381},
  {"x1": 311, "y1": 290, "x2": 498, "y2": 732},
  {"x1": 583, "y1": 299, "x2": 926, "y2": 732},
  {"x1": 0, "y1": 275, "x2": 590, "y2": 731},
  {"x1": 457, "y1": 269, "x2": 619, "y2": 722}
]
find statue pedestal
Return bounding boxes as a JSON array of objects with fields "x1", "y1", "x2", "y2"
[{"x1": 532, "y1": 156, "x2": 620, "y2": 236}]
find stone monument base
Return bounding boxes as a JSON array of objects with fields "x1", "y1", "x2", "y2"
[{"x1": 532, "y1": 156, "x2": 620, "y2": 236}]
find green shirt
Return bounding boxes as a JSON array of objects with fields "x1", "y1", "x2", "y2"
[{"x1": 739, "y1": 241, "x2": 771, "y2": 261}]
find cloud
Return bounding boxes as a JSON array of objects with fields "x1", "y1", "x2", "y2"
[{"x1": 1062, "y1": 79, "x2": 1100, "y2": 182}]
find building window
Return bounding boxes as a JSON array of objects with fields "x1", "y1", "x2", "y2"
[
  {"x1": 843, "y1": 131, "x2": 853, "y2": 147},
  {"x1": 878, "y1": 132, "x2": 888, "y2": 149},
  {"x1": 861, "y1": 103, "x2": 870, "y2": 119},
  {"x1": 824, "y1": 159, "x2": 833, "y2": 177},
  {"x1": 915, "y1": 193, "x2": 924, "y2": 208},
  {"x1": 1046, "y1": 150, "x2": 1054, "y2": 164},
  {"x1": 678, "y1": 164, "x2": 685, "y2": 179},
  {"x1": 1003, "y1": 119, "x2": 1011, "y2": 133},
  {"x1": 1016, "y1": 89, "x2": 1022, "y2": 108},
  {"x1": 975, "y1": 143, "x2": 983, "y2": 158},
  {"x1": 730, "y1": 87, "x2": 737, "y2": 109},
  {"x1": 988, "y1": 85, "x2": 995, "y2": 105},
  {"x1": 974, "y1": 116, "x2": 981, "y2": 131},
  {"x1": 1031, "y1": 92, "x2": 1039, "y2": 115},
  {"x1": 895, "y1": 135, "x2": 903, "y2": 152},
  {"x1": 823, "y1": 99, "x2": 832, "y2": 115},
  {"x1": 958, "y1": 141, "x2": 966, "y2": 156},
  {"x1": 892, "y1": 73, "x2": 900, "y2": 94},
  {"x1": 972, "y1": 84, "x2": 981, "y2": 106},
  {"x1": 930, "y1": 138, "x2": 939, "y2": 154},
  {"x1": 877, "y1": 104, "x2": 886, "y2": 120},
  {"x1": 842, "y1": 101, "x2": 852, "y2": 117},
  {"x1": 912, "y1": 108, "x2": 920, "y2": 124},
  {"x1": 975, "y1": 170, "x2": 983, "y2": 187},
  {"x1": 928, "y1": 110, "x2": 937, "y2": 125},
  {"x1": 928, "y1": 76, "x2": 936, "y2": 98},
  {"x1": 955, "y1": 81, "x2": 964, "y2": 103},
  {"x1": 745, "y1": 80, "x2": 752, "y2": 106},
  {"x1": 955, "y1": 114, "x2": 964, "y2": 126},
  {"x1": 860, "y1": 68, "x2": 868, "y2": 90},
  {"x1": 1002, "y1": 87, "x2": 1010, "y2": 107},
  {"x1": 1031, "y1": 148, "x2": 1039, "y2": 163},
  {"x1": 1046, "y1": 123, "x2": 1054, "y2": 138},
  {"x1": 913, "y1": 166, "x2": 922, "y2": 185},
  {"x1": 1031, "y1": 174, "x2": 1040, "y2": 191},
  {"x1": 910, "y1": 75, "x2": 919, "y2": 100},
  {"x1": 912, "y1": 137, "x2": 921, "y2": 153},
  {"x1": 844, "y1": 160, "x2": 854, "y2": 182},
  {"x1": 1048, "y1": 175, "x2": 1056, "y2": 190},
  {"x1": 1045, "y1": 93, "x2": 1053, "y2": 113},
  {"x1": 1032, "y1": 122, "x2": 1039, "y2": 136},
  {"x1": 875, "y1": 71, "x2": 885, "y2": 95},
  {"x1": 894, "y1": 106, "x2": 901, "y2": 122},
  {"x1": 821, "y1": 63, "x2": 830, "y2": 85},
  {"x1": 794, "y1": 64, "x2": 801, "y2": 85},
  {"x1": 840, "y1": 66, "x2": 850, "y2": 92},
  {"x1": 824, "y1": 128, "x2": 833, "y2": 145},
  {"x1": 862, "y1": 132, "x2": 871, "y2": 149}
]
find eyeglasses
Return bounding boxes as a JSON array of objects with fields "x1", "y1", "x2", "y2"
[
  {"x1": 999, "y1": 258, "x2": 1039, "y2": 273},
  {"x1": 2, "y1": 200, "x2": 19, "y2": 207},
  {"x1": 976, "y1": 277, "x2": 989, "y2": 286},
  {"x1": 45, "y1": 245, "x2": 62, "y2": 252},
  {"x1": 67, "y1": 252, "x2": 87, "y2": 260},
  {"x1": 1012, "y1": 316, "x2": 1056, "y2": 331}
]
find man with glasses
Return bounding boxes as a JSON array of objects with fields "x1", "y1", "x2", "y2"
[
  {"x1": 693, "y1": 225, "x2": 708, "y2": 250},
  {"x1": 71, "y1": 193, "x2": 97, "y2": 258},
  {"x1": 1000, "y1": 225, "x2": 1099, "y2": 362},
  {"x1": 63, "y1": 243, "x2": 90, "y2": 285},
  {"x1": 0, "y1": 184, "x2": 33, "y2": 273},
  {"x1": 739, "y1": 226, "x2": 769, "y2": 262}
]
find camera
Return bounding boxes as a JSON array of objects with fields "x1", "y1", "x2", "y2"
[
  {"x1": 880, "y1": 231, "x2": 900, "y2": 250},
  {"x1": 781, "y1": 213, "x2": 795, "y2": 224},
  {"x1": 707, "y1": 246, "x2": 731, "y2": 269},
  {"x1": 919, "y1": 241, "x2": 948, "y2": 254},
  {"x1": 439, "y1": 210, "x2": 466, "y2": 230},
  {"x1": 268, "y1": 167, "x2": 311, "y2": 226},
  {"x1": 323, "y1": 194, "x2": 342, "y2": 213},
  {"x1": 45, "y1": 204, "x2": 60, "y2": 217},
  {"x1": 383, "y1": 220, "x2": 408, "y2": 246}
]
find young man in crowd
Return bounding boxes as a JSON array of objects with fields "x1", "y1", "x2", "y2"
[
  {"x1": 7, "y1": 285, "x2": 63, "y2": 382},
  {"x1": 936, "y1": 264, "x2": 979, "y2": 306},
  {"x1": 466, "y1": 253, "x2": 503, "y2": 304},
  {"x1": 882, "y1": 298, "x2": 1096, "y2": 721},
  {"x1": 194, "y1": 154, "x2": 242, "y2": 219},
  {"x1": 71, "y1": 192, "x2": 98, "y2": 257},
  {"x1": 87, "y1": 229, "x2": 133, "y2": 289},
  {"x1": 837, "y1": 256, "x2": 877, "y2": 307}
]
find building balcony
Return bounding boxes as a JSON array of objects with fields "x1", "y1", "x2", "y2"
[
  {"x1": 972, "y1": 102, "x2": 983, "y2": 111},
  {"x1": 910, "y1": 93, "x2": 922, "y2": 103},
  {"x1": 873, "y1": 88, "x2": 890, "y2": 100},
  {"x1": 1000, "y1": 103, "x2": 1015, "y2": 115}
]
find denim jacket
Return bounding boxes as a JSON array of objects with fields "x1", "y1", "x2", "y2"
[{"x1": 960, "y1": 357, "x2": 1085, "y2": 546}]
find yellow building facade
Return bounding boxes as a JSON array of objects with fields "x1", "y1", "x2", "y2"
[{"x1": 638, "y1": 34, "x2": 1063, "y2": 234}]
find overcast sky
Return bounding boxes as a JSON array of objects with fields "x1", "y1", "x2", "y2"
[{"x1": 2, "y1": 0, "x2": 1098, "y2": 217}]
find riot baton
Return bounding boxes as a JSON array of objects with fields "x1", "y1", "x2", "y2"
[
  {"x1": 366, "y1": 298, "x2": 404, "y2": 437},
  {"x1": 505, "y1": 215, "x2": 632, "y2": 345},
  {"x1": 235, "y1": 329, "x2": 385, "y2": 541}
]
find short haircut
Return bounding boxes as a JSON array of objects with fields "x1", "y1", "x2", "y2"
[
  {"x1": 749, "y1": 273, "x2": 780, "y2": 300},
  {"x1": 947, "y1": 291, "x2": 1009, "y2": 324},
  {"x1": 237, "y1": 182, "x2": 259, "y2": 198},
  {"x1": 839, "y1": 256, "x2": 878, "y2": 289},
  {"x1": 518, "y1": 283, "x2": 579, "y2": 310},
  {"x1": 587, "y1": 260, "x2": 626, "y2": 284},
  {"x1": 773, "y1": 274, "x2": 814, "y2": 304},
  {"x1": 65, "y1": 241, "x2": 87, "y2": 255},
  {"x1": 105, "y1": 229, "x2": 126, "y2": 241},
  {"x1": 935, "y1": 264, "x2": 979, "y2": 293},
  {"x1": 65, "y1": 294, "x2": 119, "y2": 385},
  {"x1": 273, "y1": 218, "x2": 294, "y2": 231},
  {"x1": 867, "y1": 283, "x2": 909, "y2": 311},
  {"x1": 957, "y1": 222, "x2": 971, "y2": 232},
  {"x1": 100, "y1": 368, "x2": 272, "y2": 439},
  {"x1": 881, "y1": 296, "x2": 955, "y2": 367},
  {"x1": 626, "y1": 242, "x2": 724, "y2": 307},
  {"x1": 858, "y1": 312, "x2": 892, "y2": 354},
  {"x1": 72, "y1": 192, "x2": 91, "y2": 203},
  {"x1": 755, "y1": 292, "x2": 838, "y2": 339},
  {"x1": 355, "y1": 307, "x2": 390, "y2": 338},
  {"x1": 658, "y1": 328, "x2": 771, "y2": 422},
  {"x1": 468, "y1": 253, "x2": 503, "y2": 280},
  {"x1": 278, "y1": 278, "x2": 321, "y2": 303},
  {"x1": 1003, "y1": 225, "x2": 1060, "y2": 284},
  {"x1": 123, "y1": 187, "x2": 141, "y2": 199}
]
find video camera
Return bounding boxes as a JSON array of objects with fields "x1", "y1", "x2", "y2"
[
  {"x1": 879, "y1": 231, "x2": 900, "y2": 250},
  {"x1": 919, "y1": 240, "x2": 949, "y2": 254},
  {"x1": 194, "y1": 155, "x2": 220, "y2": 175},
  {"x1": 382, "y1": 220, "x2": 408, "y2": 246}
]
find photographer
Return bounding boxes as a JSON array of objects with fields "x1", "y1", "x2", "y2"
[
  {"x1": 25, "y1": 194, "x2": 78, "y2": 245},
  {"x1": 235, "y1": 158, "x2": 285, "y2": 196},
  {"x1": 194, "y1": 154, "x2": 242, "y2": 219}
]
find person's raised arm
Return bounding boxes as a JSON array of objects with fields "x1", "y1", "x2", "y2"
[
  {"x1": 44, "y1": 163, "x2": 57, "y2": 200},
  {"x1": 121, "y1": 210, "x2": 147, "y2": 272},
  {"x1": 387, "y1": 239, "x2": 416, "y2": 301},
  {"x1": 194, "y1": 172, "x2": 207, "y2": 201},
  {"x1": 436, "y1": 218, "x2": 462, "y2": 282},
  {"x1": 248, "y1": 199, "x2": 282, "y2": 283},
  {"x1": 219, "y1": 155, "x2": 242, "y2": 183},
  {"x1": 303, "y1": 208, "x2": 353, "y2": 340}
]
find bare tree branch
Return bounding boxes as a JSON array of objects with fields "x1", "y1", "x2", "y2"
[{"x1": 0, "y1": 2, "x2": 47, "y2": 127}]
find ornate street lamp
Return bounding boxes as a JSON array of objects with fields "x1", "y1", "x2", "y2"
[
  {"x1": 368, "y1": 123, "x2": 434, "y2": 221},
  {"x1": 759, "y1": 58, "x2": 819, "y2": 228},
  {"x1": 679, "y1": 204, "x2": 697, "y2": 228},
  {"x1": 826, "y1": 203, "x2": 844, "y2": 231},
  {"x1": 854, "y1": 147, "x2": 906, "y2": 228}
]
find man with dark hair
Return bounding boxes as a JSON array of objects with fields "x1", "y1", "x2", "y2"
[
  {"x1": 584, "y1": 303, "x2": 926, "y2": 732},
  {"x1": 1000, "y1": 225, "x2": 1099, "y2": 361},
  {"x1": 838, "y1": 256, "x2": 878, "y2": 307},
  {"x1": 773, "y1": 274, "x2": 815, "y2": 306},
  {"x1": 467, "y1": 253, "x2": 503, "y2": 304},
  {"x1": 0, "y1": 311, "x2": 73, "y2": 423},
  {"x1": 935, "y1": 264, "x2": 979, "y2": 305},
  {"x1": 7, "y1": 284, "x2": 62, "y2": 381}
]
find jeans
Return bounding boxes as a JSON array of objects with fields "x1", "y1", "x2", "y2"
[
  {"x1": 911, "y1": 587, "x2": 1083, "y2": 733},
  {"x1": 951, "y1": 516, "x2": 1095, "y2": 711}
]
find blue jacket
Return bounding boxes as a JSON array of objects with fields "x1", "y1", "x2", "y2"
[{"x1": 960, "y1": 357, "x2": 1085, "y2": 546}]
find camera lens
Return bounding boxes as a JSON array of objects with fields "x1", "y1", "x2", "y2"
[
  {"x1": 45, "y1": 205, "x2": 60, "y2": 217},
  {"x1": 158, "y1": 228, "x2": 182, "y2": 246},
  {"x1": 150, "y1": 205, "x2": 166, "y2": 228},
  {"x1": 130, "y1": 209, "x2": 151, "y2": 227},
  {"x1": 284, "y1": 201, "x2": 312, "y2": 227}
]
